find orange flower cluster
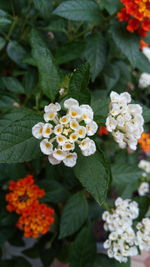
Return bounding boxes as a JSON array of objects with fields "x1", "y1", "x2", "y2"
[
  {"x1": 6, "y1": 175, "x2": 45, "y2": 214},
  {"x1": 138, "y1": 132, "x2": 150, "y2": 152},
  {"x1": 6, "y1": 175, "x2": 55, "y2": 238},
  {"x1": 98, "y1": 126, "x2": 108, "y2": 136},
  {"x1": 117, "y1": 0, "x2": 150, "y2": 37},
  {"x1": 16, "y1": 203, "x2": 55, "y2": 238}
]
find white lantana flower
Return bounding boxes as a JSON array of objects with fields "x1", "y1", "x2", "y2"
[
  {"x1": 138, "y1": 182, "x2": 149, "y2": 196},
  {"x1": 139, "y1": 73, "x2": 150, "y2": 88},
  {"x1": 138, "y1": 160, "x2": 150, "y2": 174},
  {"x1": 102, "y1": 197, "x2": 139, "y2": 263},
  {"x1": 32, "y1": 98, "x2": 97, "y2": 167},
  {"x1": 106, "y1": 91, "x2": 144, "y2": 150}
]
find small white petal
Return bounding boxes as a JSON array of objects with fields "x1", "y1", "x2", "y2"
[
  {"x1": 80, "y1": 104, "x2": 94, "y2": 123},
  {"x1": 82, "y1": 139, "x2": 96, "y2": 156},
  {"x1": 48, "y1": 155, "x2": 61, "y2": 165},
  {"x1": 69, "y1": 106, "x2": 82, "y2": 119},
  {"x1": 42, "y1": 123, "x2": 53, "y2": 138},
  {"x1": 64, "y1": 98, "x2": 79, "y2": 109},
  {"x1": 44, "y1": 111, "x2": 56, "y2": 122},
  {"x1": 70, "y1": 119, "x2": 79, "y2": 130},
  {"x1": 53, "y1": 149, "x2": 66, "y2": 160},
  {"x1": 60, "y1": 114, "x2": 70, "y2": 124},
  {"x1": 62, "y1": 142, "x2": 75, "y2": 151},
  {"x1": 69, "y1": 133, "x2": 79, "y2": 143},
  {"x1": 44, "y1": 102, "x2": 61, "y2": 113},
  {"x1": 56, "y1": 135, "x2": 67, "y2": 145},
  {"x1": 32, "y1": 122, "x2": 44, "y2": 139},
  {"x1": 139, "y1": 73, "x2": 150, "y2": 88},
  {"x1": 54, "y1": 124, "x2": 63, "y2": 135},
  {"x1": 40, "y1": 139, "x2": 53, "y2": 155},
  {"x1": 86, "y1": 121, "x2": 98, "y2": 136},
  {"x1": 77, "y1": 126, "x2": 86, "y2": 139},
  {"x1": 63, "y1": 152, "x2": 77, "y2": 167}
]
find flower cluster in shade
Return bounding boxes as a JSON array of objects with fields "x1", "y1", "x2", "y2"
[
  {"x1": 117, "y1": 0, "x2": 150, "y2": 37},
  {"x1": 6, "y1": 175, "x2": 55, "y2": 238},
  {"x1": 102, "y1": 197, "x2": 150, "y2": 263},
  {"x1": 106, "y1": 91, "x2": 144, "y2": 150},
  {"x1": 32, "y1": 98, "x2": 98, "y2": 167},
  {"x1": 102, "y1": 198, "x2": 139, "y2": 263},
  {"x1": 138, "y1": 160, "x2": 150, "y2": 196}
]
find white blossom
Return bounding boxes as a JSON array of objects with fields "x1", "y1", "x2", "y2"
[
  {"x1": 32, "y1": 98, "x2": 97, "y2": 167},
  {"x1": 106, "y1": 91, "x2": 144, "y2": 150},
  {"x1": 102, "y1": 197, "x2": 139, "y2": 263},
  {"x1": 32, "y1": 122, "x2": 44, "y2": 139},
  {"x1": 138, "y1": 160, "x2": 150, "y2": 173},
  {"x1": 139, "y1": 73, "x2": 150, "y2": 88},
  {"x1": 138, "y1": 182, "x2": 149, "y2": 196}
]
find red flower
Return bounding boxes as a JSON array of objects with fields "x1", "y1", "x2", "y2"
[
  {"x1": 98, "y1": 126, "x2": 108, "y2": 136},
  {"x1": 140, "y1": 40, "x2": 149, "y2": 49}
]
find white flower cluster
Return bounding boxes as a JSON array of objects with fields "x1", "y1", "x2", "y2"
[
  {"x1": 139, "y1": 73, "x2": 150, "y2": 89},
  {"x1": 138, "y1": 160, "x2": 150, "y2": 196},
  {"x1": 106, "y1": 91, "x2": 144, "y2": 150},
  {"x1": 32, "y1": 98, "x2": 98, "y2": 167},
  {"x1": 102, "y1": 197, "x2": 139, "y2": 263},
  {"x1": 136, "y1": 218, "x2": 150, "y2": 251}
]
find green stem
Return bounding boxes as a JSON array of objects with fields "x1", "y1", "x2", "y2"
[
  {"x1": 6, "y1": 16, "x2": 18, "y2": 41},
  {"x1": 102, "y1": 201, "x2": 111, "y2": 211}
]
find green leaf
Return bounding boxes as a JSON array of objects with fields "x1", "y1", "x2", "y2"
[
  {"x1": 0, "y1": 227, "x2": 14, "y2": 247},
  {"x1": 0, "y1": 36, "x2": 5, "y2": 50},
  {"x1": 0, "y1": 108, "x2": 42, "y2": 163},
  {"x1": 53, "y1": 0, "x2": 101, "y2": 23},
  {"x1": 74, "y1": 150, "x2": 111, "y2": 204},
  {"x1": 12, "y1": 257, "x2": 31, "y2": 267},
  {"x1": 68, "y1": 63, "x2": 91, "y2": 104},
  {"x1": 69, "y1": 225, "x2": 96, "y2": 267},
  {"x1": 39, "y1": 180, "x2": 70, "y2": 204},
  {"x1": 100, "y1": 0, "x2": 122, "y2": 15},
  {"x1": 112, "y1": 162, "x2": 142, "y2": 198},
  {"x1": 110, "y1": 23, "x2": 140, "y2": 67},
  {"x1": 33, "y1": 0, "x2": 52, "y2": 19},
  {"x1": 55, "y1": 41, "x2": 85, "y2": 65},
  {"x1": 0, "y1": 93, "x2": 18, "y2": 112},
  {"x1": 142, "y1": 104, "x2": 150, "y2": 123},
  {"x1": 91, "y1": 96, "x2": 109, "y2": 124},
  {"x1": 133, "y1": 196, "x2": 150, "y2": 220},
  {"x1": 84, "y1": 32, "x2": 107, "y2": 81},
  {"x1": 7, "y1": 41, "x2": 27, "y2": 68},
  {"x1": 45, "y1": 18, "x2": 67, "y2": 33},
  {"x1": 59, "y1": 192, "x2": 88, "y2": 239},
  {"x1": 1, "y1": 77, "x2": 24, "y2": 94},
  {"x1": 30, "y1": 29, "x2": 60, "y2": 101}
]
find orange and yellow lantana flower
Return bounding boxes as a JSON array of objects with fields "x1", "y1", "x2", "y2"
[
  {"x1": 117, "y1": 0, "x2": 150, "y2": 37},
  {"x1": 6, "y1": 175, "x2": 45, "y2": 214}
]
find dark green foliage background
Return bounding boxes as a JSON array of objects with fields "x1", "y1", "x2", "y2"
[{"x1": 0, "y1": 0, "x2": 150, "y2": 266}]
